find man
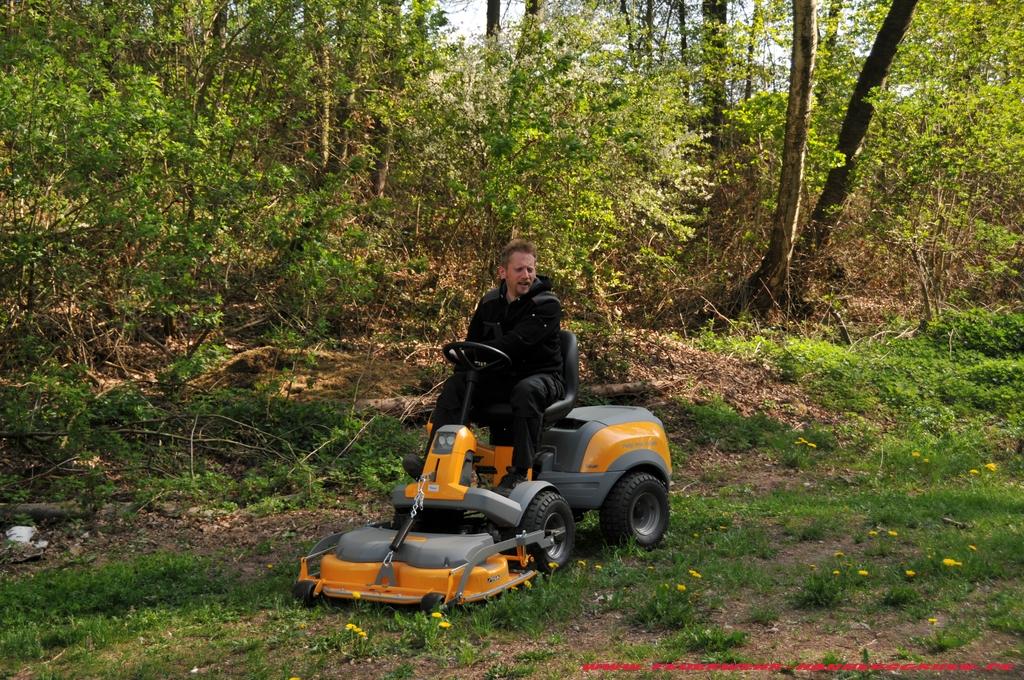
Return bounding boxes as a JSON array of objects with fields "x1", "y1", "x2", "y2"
[{"x1": 404, "y1": 239, "x2": 564, "y2": 493}]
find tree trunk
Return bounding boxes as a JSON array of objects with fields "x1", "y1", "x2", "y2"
[
  {"x1": 798, "y1": 0, "x2": 919, "y2": 257},
  {"x1": 678, "y1": 0, "x2": 689, "y2": 94},
  {"x1": 643, "y1": 0, "x2": 655, "y2": 57},
  {"x1": 194, "y1": 2, "x2": 228, "y2": 118},
  {"x1": 701, "y1": 0, "x2": 728, "y2": 148},
  {"x1": 487, "y1": 0, "x2": 500, "y2": 36},
  {"x1": 621, "y1": 0, "x2": 635, "y2": 55},
  {"x1": 743, "y1": 0, "x2": 762, "y2": 100},
  {"x1": 319, "y1": 47, "x2": 332, "y2": 174},
  {"x1": 738, "y1": 0, "x2": 817, "y2": 311},
  {"x1": 678, "y1": 0, "x2": 688, "y2": 59},
  {"x1": 370, "y1": 120, "x2": 392, "y2": 197}
]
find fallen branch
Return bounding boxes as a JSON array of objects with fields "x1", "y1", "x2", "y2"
[
  {"x1": 354, "y1": 381, "x2": 676, "y2": 416},
  {"x1": 354, "y1": 395, "x2": 434, "y2": 416},
  {"x1": 586, "y1": 380, "x2": 675, "y2": 397},
  {"x1": 0, "y1": 502, "x2": 91, "y2": 521}
]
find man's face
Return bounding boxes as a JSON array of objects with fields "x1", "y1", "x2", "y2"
[{"x1": 499, "y1": 251, "x2": 537, "y2": 300}]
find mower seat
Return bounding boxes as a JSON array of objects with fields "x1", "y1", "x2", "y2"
[{"x1": 474, "y1": 329, "x2": 579, "y2": 428}]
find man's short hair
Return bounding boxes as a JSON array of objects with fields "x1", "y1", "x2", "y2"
[{"x1": 500, "y1": 239, "x2": 537, "y2": 266}]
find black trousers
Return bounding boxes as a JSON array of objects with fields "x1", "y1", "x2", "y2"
[{"x1": 429, "y1": 371, "x2": 564, "y2": 472}]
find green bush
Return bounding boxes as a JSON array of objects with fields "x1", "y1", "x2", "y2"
[
  {"x1": 0, "y1": 361, "x2": 418, "y2": 506},
  {"x1": 927, "y1": 310, "x2": 1024, "y2": 358}
]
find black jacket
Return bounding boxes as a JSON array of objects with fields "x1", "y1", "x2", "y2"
[{"x1": 466, "y1": 275, "x2": 562, "y2": 380}]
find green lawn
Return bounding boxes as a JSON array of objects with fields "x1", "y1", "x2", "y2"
[{"x1": 3, "y1": 313, "x2": 1023, "y2": 678}]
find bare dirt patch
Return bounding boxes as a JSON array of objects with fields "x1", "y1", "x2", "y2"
[
  {"x1": 192, "y1": 346, "x2": 431, "y2": 402},
  {"x1": 598, "y1": 330, "x2": 831, "y2": 427}
]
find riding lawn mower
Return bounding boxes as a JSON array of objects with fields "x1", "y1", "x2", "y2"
[{"x1": 294, "y1": 331, "x2": 671, "y2": 609}]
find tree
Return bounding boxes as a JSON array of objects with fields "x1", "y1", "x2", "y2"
[
  {"x1": 796, "y1": 0, "x2": 919, "y2": 262},
  {"x1": 701, "y1": 0, "x2": 729, "y2": 147},
  {"x1": 737, "y1": 0, "x2": 817, "y2": 310},
  {"x1": 487, "y1": 0, "x2": 500, "y2": 35}
]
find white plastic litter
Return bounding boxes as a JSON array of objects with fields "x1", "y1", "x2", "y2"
[
  {"x1": 5, "y1": 525, "x2": 49, "y2": 549},
  {"x1": 5, "y1": 525, "x2": 36, "y2": 543}
]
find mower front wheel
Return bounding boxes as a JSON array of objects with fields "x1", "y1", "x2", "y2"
[
  {"x1": 519, "y1": 489, "x2": 575, "y2": 573},
  {"x1": 599, "y1": 471, "x2": 669, "y2": 549},
  {"x1": 292, "y1": 579, "x2": 319, "y2": 607}
]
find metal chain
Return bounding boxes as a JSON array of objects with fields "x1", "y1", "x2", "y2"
[
  {"x1": 381, "y1": 475, "x2": 429, "y2": 569},
  {"x1": 409, "y1": 474, "x2": 427, "y2": 519}
]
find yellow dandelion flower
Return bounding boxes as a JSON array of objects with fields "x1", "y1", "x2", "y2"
[
  {"x1": 345, "y1": 623, "x2": 356, "y2": 630},
  {"x1": 832, "y1": 570, "x2": 841, "y2": 576},
  {"x1": 510, "y1": 585, "x2": 518, "y2": 591},
  {"x1": 688, "y1": 569, "x2": 702, "y2": 578},
  {"x1": 858, "y1": 570, "x2": 869, "y2": 577},
  {"x1": 984, "y1": 463, "x2": 998, "y2": 472},
  {"x1": 806, "y1": 441, "x2": 817, "y2": 449},
  {"x1": 647, "y1": 566, "x2": 654, "y2": 571},
  {"x1": 888, "y1": 530, "x2": 898, "y2": 537},
  {"x1": 577, "y1": 560, "x2": 587, "y2": 567},
  {"x1": 693, "y1": 533, "x2": 700, "y2": 538},
  {"x1": 548, "y1": 562, "x2": 558, "y2": 570},
  {"x1": 923, "y1": 458, "x2": 930, "y2": 463},
  {"x1": 352, "y1": 591, "x2": 361, "y2": 599},
  {"x1": 942, "y1": 558, "x2": 962, "y2": 567},
  {"x1": 676, "y1": 583, "x2": 687, "y2": 592},
  {"x1": 359, "y1": 631, "x2": 368, "y2": 639},
  {"x1": 289, "y1": 677, "x2": 301, "y2": 680},
  {"x1": 905, "y1": 570, "x2": 916, "y2": 578},
  {"x1": 809, "y1": 564, "x2": 817, "y2": 570},
  {"x1": 267, "y1": 564, "x2": 274, "y2": 569},
  {"x1": 968, "y1": 545, "x2": 977, "y2": 551},
  {"x1": 524, "y1": 580, "x2": 533, "y2": 589},
  {"x1": 297, "y1": 623, "x2": 307, "y2": 630},
  {"x1": 595, "y1": 565, "x2": 603, "y2": 571},
  {"x1": 969, "y1": 469, "x2": 980, "y2": 475},
  {"x1": 431, "y1": 612, "x2": 442, "y2": 619},
  {"x1": 439, "y1": 621, "x2": 451, "y2": 629},
  {"x1": 911, "y1": 451, "x2": 921, "y2": 458},
  {"x1": 834, "y1": 551, "x2": 844, "y2": 558},
  {"x1": 868, "y1": 530, "x2": 878, "y2": 537},
  {"x1": 928, "y1": 618, "x2": 938, "y2": 625}
]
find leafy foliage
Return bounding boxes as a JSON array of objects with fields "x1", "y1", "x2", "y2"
[{"x1": 0, "y1": 366, "x2": 418, "y2": 505}]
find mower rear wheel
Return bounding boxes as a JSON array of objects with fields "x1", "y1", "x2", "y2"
[
  {"x1": 599, "y1": 471, "x2": 668, "y2": 549},
  {"x1": 518, "y1": 489, "x2": 575, "y2": 573}
]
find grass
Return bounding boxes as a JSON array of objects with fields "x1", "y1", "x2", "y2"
[{"x1": 4, "y1": 312, "x2": 1024, "y2": 677}]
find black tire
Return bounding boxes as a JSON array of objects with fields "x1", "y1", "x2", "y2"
[
  {"x1": 419, "y1": 592, "x2": 446, "y2": 612},
  {"x1": 292, "y1": 579, "x2": 318, "y2": 607},
  {"x1": 518, "y1": 489, "x2": 575, "y2": 573},
  {"x1": 599, "y1": 472, "x2": 669, "y2": 549}
]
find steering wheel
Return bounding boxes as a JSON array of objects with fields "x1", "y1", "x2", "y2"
[{"x1": 441, "y1": 341, "x2": 511, "y2": 373}]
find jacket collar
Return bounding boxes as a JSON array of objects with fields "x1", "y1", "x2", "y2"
[{"x1": 498, "y1": 275, "x2": 551, "y2": 303}]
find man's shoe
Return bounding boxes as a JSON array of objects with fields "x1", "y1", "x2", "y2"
[
  {"x1": 495, "y1": 469, "x2": 528, "y2": 495},
  {"x1": 402, "y1": 453, "x2": 423, "y2": 479}
]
